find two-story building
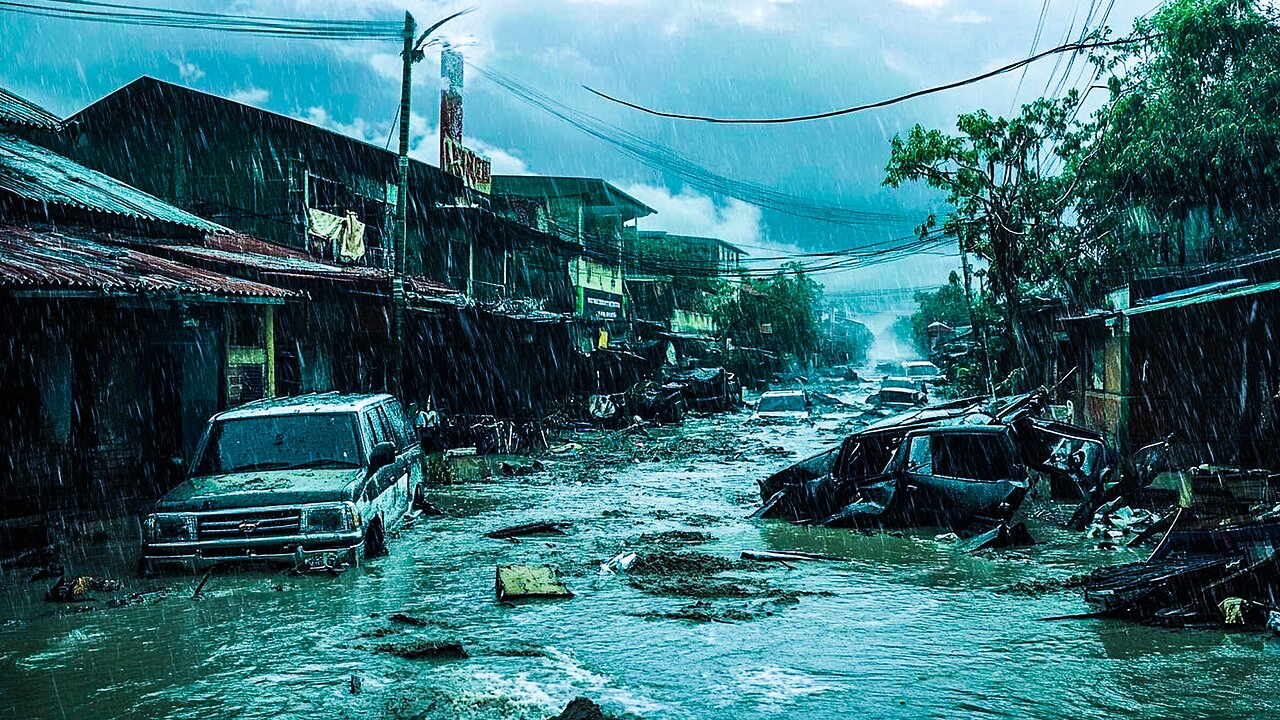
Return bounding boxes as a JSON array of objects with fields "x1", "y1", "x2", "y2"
[
  {"x1": 0, "y1": 86, "x2": 304, "y2": 519},
  {"x1": 56, "y1": 77, "x2": 582, "y2": 417},
  {"x1": 491, "y1": 175, "x2": 654, "y2": 341}
]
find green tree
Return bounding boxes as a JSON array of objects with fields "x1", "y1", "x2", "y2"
[
  {"x1": 896, "y1": 272, "x2": 971, "y2": 354},
  {"x1": 713, "y1": 263, "x2": 824, "y2": 359},
  {"x1": 884, "y1": 96, "x2": 1077, "y2": 381},
  {"x1": 1070, "y1": 0, "x2": 1280, "y2": 263}
]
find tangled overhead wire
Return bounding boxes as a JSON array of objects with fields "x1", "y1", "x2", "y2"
[{"x1": 0, "y1": 0, "x2": 405, "y2": 40}]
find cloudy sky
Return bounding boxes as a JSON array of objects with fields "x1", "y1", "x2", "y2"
[{"x1": 1, "y1": 0, "x2": 1158, "y2": 291}]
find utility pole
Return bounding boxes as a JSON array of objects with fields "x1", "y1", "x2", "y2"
[
  {"x1": 958, "y1": 230, "x2": 994, "y2": 398},
  {"x1": 391, "y1": 11, "x2": 415, "y2": 401}
]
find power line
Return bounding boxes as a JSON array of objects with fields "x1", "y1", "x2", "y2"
[
  {"x1": 584, "y1": 36, "x2": 1150, "y2": 125},
  {"x1": 0, "y1": 0, "x2": 404, "y2": 39},
  {"x1": 472, "y1": 62, "x2": 918, "y2": 231}
]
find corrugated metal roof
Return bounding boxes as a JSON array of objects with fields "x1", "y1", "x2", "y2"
[
  {"x1": 0, "y1": 88, "x2": 62, "y2": 131},
  {"x1": 0, "y1": 225, "x2": 294, "y2": 301},
  {"x1": 491, "y1": 175, "x2": 656, "y2": 219},
  {"x1": 1124, "y1": 279, "x2": 1280, "y2": 316},
  {"x1": 161, "y1": 241, "x2": 467, "y2": 306},
  {"x1": 0, "y1": 134, "x2": 225, "y2": 232}
]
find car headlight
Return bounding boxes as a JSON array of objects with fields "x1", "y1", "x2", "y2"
[
  {"x1": 302, "y1": 503, "x2": 355, "y2": 534},
  {"x1": 144, "y1": 513, "x2": 195, "y2": 542}
]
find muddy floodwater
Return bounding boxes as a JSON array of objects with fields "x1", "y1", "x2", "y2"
[{"x1": 4, "y1": 390, "x2": 1280, "y2": 719}]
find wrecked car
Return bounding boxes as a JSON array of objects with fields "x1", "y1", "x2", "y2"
[
  {"x1": 756, "y1": 393, "x2": 1111, "y2": 530},
  {"x1": 871, "y1": 377, "x2": 928, "y2": 407},
  {"x1": 751, "y1": 389, "x2": 812, "y2": 422},
  {"x1": 140, "y1": 393, "x2": 424, "y2": 573},
  {"x1": 903, "y1": 360, "x2": 944, "y2": 384}
]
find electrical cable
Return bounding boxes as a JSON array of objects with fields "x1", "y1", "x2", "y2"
[{"x1": 584, "y1": 36, "x2": 1151, "y2": 124}]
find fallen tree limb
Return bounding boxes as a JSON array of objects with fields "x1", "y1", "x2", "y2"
[
  {"x1": 486, "y1": 521, "x2": 570, "y2": 540},
  {"x1": 740, "y1": 550, "x2": 845, "y2": 563}
]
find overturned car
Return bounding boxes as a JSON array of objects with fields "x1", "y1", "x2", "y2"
[{"x1": 755, "y1": 393, "x2": 1111, "y2": 530}]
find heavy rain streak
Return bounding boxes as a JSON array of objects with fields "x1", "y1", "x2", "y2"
[{"x1": 6, "y1": 0, "x2": 1280, "y2": 718}]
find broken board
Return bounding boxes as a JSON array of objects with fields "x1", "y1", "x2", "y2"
[{"x1": 495, "y1": 564, "x2": 573, "y2": 600}]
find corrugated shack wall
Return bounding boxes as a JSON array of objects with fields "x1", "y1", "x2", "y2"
[
  {"x1": 63, "y1": 77, "x2": 467, "y2": 279},
  {"x1": 0, "y1": 301, "x2": 229, "y2": 518},
  {"x1": 1063, "y1": 289, "x2": 1280, "y2": 469}
]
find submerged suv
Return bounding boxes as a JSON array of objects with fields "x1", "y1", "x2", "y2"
[{"x1": 140, "y1": 393, "x2": 424, "y2": 573}]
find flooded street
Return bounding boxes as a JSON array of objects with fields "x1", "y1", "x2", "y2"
[{"x1": 5, "y1": 383, "x2": 1280, "y2": 720}]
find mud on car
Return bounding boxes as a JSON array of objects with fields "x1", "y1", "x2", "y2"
[{"x1": 140, "y1": 393, "x2": 424, "y2": 573}]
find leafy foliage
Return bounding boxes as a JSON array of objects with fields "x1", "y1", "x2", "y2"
[
  {"x1": 712, "y1": 263, "x2": 824, "y2": 359},
  {"x1": 1071, "y1": 0, "x2": 1280, "y2": 262}
]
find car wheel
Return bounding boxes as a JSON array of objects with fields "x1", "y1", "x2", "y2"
[{"x1": 365, "y1": 519, "x2": 387, "y2": 558}]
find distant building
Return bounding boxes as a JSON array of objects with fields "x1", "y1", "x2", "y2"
[{"x1": 625, "y1": 231, "x2": 747, "y2": 338}]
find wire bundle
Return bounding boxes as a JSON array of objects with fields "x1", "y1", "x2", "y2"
[
  {"x1": 0, "y1": 0, "x2": 403, "y2": 40},
  {"x1": 472, "y1": 63, "x2": 918, "y2": 232}
]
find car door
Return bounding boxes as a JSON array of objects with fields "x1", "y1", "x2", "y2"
[
  {"x1": 1023, "y1": 419, "x2": 1111, "y2": 500},
  {"x1": 384, "y1": 400, "x2": 423, "y2": 507},
  {"x1": 370, "y1": 402, "x2": 414, "y2": 523},
  {"x1": 899, "y1": 431, "x2": 1024, "y2": 523},
  {"x1": 359, "y1": 405, "x2": 402, "y2": 527}
]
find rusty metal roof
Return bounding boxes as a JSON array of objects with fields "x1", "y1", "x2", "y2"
[
  {"x1": 160, "y1": 239, "x2": 467, "y2": 306},
  {"x1": 0, "y1": 225, "x2": 294, "y2": 302},
  {"x1": 0, "y1": 88, "x2": 61, "y2": 131},
  {"x1": 0, "y1": 134, "x2": 225, "y2": 232}
]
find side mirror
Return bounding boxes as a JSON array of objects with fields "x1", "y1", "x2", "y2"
[{"x1": 368, "y1": 442, "x2": 396, "y2": 475}]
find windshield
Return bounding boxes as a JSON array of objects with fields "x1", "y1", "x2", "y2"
[
  {"x1": 882, "y1": 378, "x2": 918, "y2": 390},
  {"x1": 758, "y1": 394, "x2": 807, "y2": 412},
  {"x1": 905, "y1": 364, "x2": 938, "y2": 377},
  {"x1": 193, "y1": 413, "x2": 362, "y2": 475}
]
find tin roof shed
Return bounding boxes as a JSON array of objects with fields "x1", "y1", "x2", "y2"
[
  {"x1": 0, "y1": 133, "x2": 225, "y2": 233},
  {"x1": 0, "y1": 224, "x2": 294, "y2": 303}
]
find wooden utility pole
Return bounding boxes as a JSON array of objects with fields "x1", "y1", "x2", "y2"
[
  {"x1": 391, "y1": 11, "x2": 415, "y2": 400},
  {"x1": 957, "y1": 230, "x2": 994, "y2": 398}
]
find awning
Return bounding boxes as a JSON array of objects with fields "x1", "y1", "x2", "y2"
[
  {"x1": 0, "y1": 225, "x2": 294, "y2": 303},
  {"x1": 1125, "y1": 279, "x2": 1280, "y2": 316}
]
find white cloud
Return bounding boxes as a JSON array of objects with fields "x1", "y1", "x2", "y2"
[
  {"x1": 228, "y1": 87, "x2": 270, "y2": 105},
  {"x1": 171, "y1": 58, "x2": 204, "y2": 83},
  {"x1": 620, "y1": 184, "x2": 763, "y2": 248},
  {"x1": 896, "y1": 0, "x2": 949, "y2": 8},
  {"x1": 949, "y1": 12, "x2": 991, "y2": 24}
]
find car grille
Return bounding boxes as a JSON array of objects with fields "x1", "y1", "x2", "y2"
[{"x1": 196, "y1": 508, "x2": 302, "y2": 541}]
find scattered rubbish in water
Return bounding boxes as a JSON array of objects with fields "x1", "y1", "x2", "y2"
[
  {"x1": 499, "y1": 459, "x2": 545, "y2": 476},
  {"x1": 44, "y1": 575, "x2": 122, "y2": 603},
  {"x1": 740, "y1": 550, "x2": 845, "y2": 563},
  {"x1": 191, "y1": 569, "x2": 215, "y2": 600},
  {"x1": 599, "y1": 552, "x2": 637, "y2": 574},
  {"x1": 957, "y1": 522, "x2": 1036, "y2": 553}
]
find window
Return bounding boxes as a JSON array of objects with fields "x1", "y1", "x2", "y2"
[
  {"x1": 905, "y1": 433, "x2": 1015, "y2": 481},
  {"x1": 364, "y1": 408, "x2": 391, "y2": 448},
  {"x1": 384, "y1": 400, "x2": 414, "y2": 450}
]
